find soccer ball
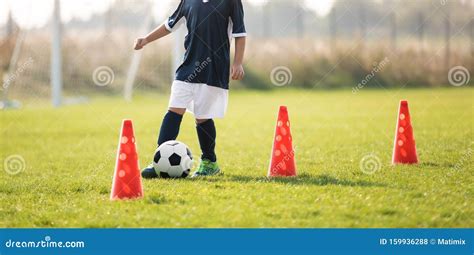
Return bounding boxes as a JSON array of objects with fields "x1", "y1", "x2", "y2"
[{"x1": 153, "y1": 141, "x2": 193, "y2": 178}]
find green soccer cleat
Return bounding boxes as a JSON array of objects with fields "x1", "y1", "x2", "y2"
[{"x1": 191, "y1": 159, "x2": 221, "y2": 178}]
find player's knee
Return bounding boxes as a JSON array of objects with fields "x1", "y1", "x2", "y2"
[
  {"x1": 169, "y1": 107, "x2": 186, "y2": 116},
  {"x1": 196, "y1": 118, "x2": 210, "y2": 124}
]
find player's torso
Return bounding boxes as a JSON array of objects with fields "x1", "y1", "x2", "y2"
[
  {"x1": 181, "y1": 0, "x2": 233, "y2": 28},
  {"x1": 177, "y1": 0, "x2": 234, "y2": 89}
]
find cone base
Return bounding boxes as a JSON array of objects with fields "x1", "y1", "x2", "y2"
[
  {"x1": 110, "y1": 194, "x2": 143, "y2": 201},
  {"x1": 392, "y1": 160, "x2": 418, "y2": 165},
  {"x1": 267, "y1": 174, "x2": 297, "y2": 178}
]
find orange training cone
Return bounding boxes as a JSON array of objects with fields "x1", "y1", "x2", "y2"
[
  {"x1": 110, "y1": 119, "x2": 143, "y2": 200},
  {"x1": 392, "y1": 100, "x2": 418, "y2": 164},
  {"x1": 268, "y1": 106, "x2": 297, "y2": 177}
]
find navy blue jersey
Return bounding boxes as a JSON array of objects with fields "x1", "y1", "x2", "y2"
[{"x1": 165, "y1": 0, "x2": 246, "y2": 90}]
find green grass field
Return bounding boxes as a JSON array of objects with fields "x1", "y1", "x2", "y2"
[{"x1": 1, "y1": 88, "x2": 473, "y2": 228}]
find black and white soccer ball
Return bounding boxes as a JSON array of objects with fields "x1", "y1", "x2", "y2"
[{"x1": 153, "y1": 141, "x2": 193, "y2": 178}]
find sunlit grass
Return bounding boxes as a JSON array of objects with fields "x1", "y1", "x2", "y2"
[{"x1": 0, "y1": 88, "x2": 472, "y2": 227}]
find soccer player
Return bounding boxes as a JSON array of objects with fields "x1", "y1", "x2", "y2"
[{"x1": 135, "y1": 0, "x2": 246, "y2": 178}]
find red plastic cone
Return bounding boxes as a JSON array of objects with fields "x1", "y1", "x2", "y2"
[
  {"x1": 110, "y1": 119, "x2": 143, "y2": 200},
  {"x1": 268, "y1": 106, "x2": 297, "y2": 177},
  {"x1": 392, "y1": 100, "x2": 418, "y2": 164}
]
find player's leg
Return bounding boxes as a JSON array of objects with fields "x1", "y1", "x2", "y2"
[
  {"x1": 196, "y1": 118, "x2": 217, "y2": 162},
  {"x1": 157, "y1": 81, "x2": 193, "y2": 145},
  {"x1": 190, "y1": 83, "x2": 228, "y2": 177},
  {"x1": 157, "y1": 107, "x2": 186, "y2": 145},
  {"x1": 142, "y1": 108, "x2": 186, "y2": 179},
  {"x1": 142, "y1": 81, "x2": 192, "y2": 179},
  {"x1": 192, "y1": 118, "x2": 220, "y2": 177}
]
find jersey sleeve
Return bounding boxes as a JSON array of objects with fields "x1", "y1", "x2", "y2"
[
  {"x1": 230, "y1": 0, "x2": 247, "y2": 37},
  {"x1": 164, "y1": 0, "x2": 185, "y2": 32}
]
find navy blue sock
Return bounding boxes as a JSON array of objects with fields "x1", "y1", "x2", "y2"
[
  {"x1": 157, "y1": 111, "x2": 183, "y2": 145},
  {"x1": 196, "y1": 119, "x2": 217, "y2": 162}
]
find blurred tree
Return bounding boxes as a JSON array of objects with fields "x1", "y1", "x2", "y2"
[
  {"x1": 296, "y1": 0, "x2": 304, "y2": 38},
  {"x1": 331, "y1": 0, "x2": 380, "y2": 38},
  {"x1": 417, "y1": 11, "x2": 424, "y2": 51},
  {"x1": 263, "y1": 2, "x2": 271, "y2": 37},
  {"x1": 445, "y1": 3, "x2": 451, "y2": 71},
  {"x1": 6, "y1": 9, "x2": 14, "y2": 37},
  {"x1": 329, "y1": 7, "x2": 338, "y2": 50}
]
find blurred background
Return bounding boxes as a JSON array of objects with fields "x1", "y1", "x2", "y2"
[{"x1": 0, "y1": 0, "x2": 472, "y2": 107}]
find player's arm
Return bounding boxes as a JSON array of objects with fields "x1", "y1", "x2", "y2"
[
  {"x1": 134, "y1": 24, "x2": 171, "y2": 50},
  {"x1": 230, "y1": 0, "x2": 246, "y2": 80},
  {"x1": 135, "y1": 0, "x2": 185, "y2": 50},
  {"x1": 231, "y1": 37, "x2": 246, "y2": 80}
]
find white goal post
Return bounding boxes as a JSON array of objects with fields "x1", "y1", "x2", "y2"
[{"x1": 51, "y1": 0, "x2": 62, "y2": 107}]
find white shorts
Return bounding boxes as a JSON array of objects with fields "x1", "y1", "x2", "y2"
[{"x1": 168, "y1": 80, "x2": 229, "y2": 119}]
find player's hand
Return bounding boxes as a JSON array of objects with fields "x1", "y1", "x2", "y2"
[
  {"x1": 134, "y1": 38, "x2": 148, "y2": 50},
  {"x1": 231, "y1": 63, "x2": 245, "y2": 80}
]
